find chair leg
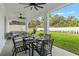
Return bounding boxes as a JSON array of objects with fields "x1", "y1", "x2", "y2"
[
  {"x1": 25, "y1": 49, "x2": 27, "y2": 54},
  {"x1": 12, "y1": 51, "x2": 15, "y2": 56},
  {"x1": 50, "y1": 45, "x2": 52, "y2": 56},
  {"x1": 23, "y1": 40, "x2": 27, "y2": 54},
  {"x1": 29, "y1": 44, "x2": 30, "y2": 56},
  {"x1": 25, "y1": 45, "x2": 27, "y2": 54},
  {"x1": 32, "y1": 42, "x2": 34, "y2": 56},
  {"x1": 15, "y1": 52, "x2": 17, "y2": 56},
  {"x1": 12, "y1": 50, "x2": 17, "y2": 56}
]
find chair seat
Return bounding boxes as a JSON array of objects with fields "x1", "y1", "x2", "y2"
[
  {"x1": 35, "y1": 47, "x2": 49, "y2": 56},
  {"x1": 15, "y1": 41, "x2": 23, "y2": 47},
  {"x1": 15, "y1": 46, "x2": 25, "y2": 53},
  {"x1": 12, "y1": 34, "x2": 31, "y2": 56}
]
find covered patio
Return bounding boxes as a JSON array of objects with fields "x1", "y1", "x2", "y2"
[
  {"x1": 0, "y1": 39, "x2": 76, "y2": 56},
  {"x1": 0, "y1": 3, "x2": 76, "y2": 56}
]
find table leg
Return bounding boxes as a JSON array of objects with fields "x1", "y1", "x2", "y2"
[
  {"x1": 23, "y1": 40, "x2": 27, "y2": 53},
  {"x1": 29, "y1": 44, "x2": 30, "y2": 56},
  {"x1": 32, "y1": 42, "x2": 34, "y2": 56}
]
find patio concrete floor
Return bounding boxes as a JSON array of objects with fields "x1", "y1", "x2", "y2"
[
  {"x1": 0, "y1": 40, "x2": 77, "y2": 56},
  {"x1": 52, "y1": 46, "x2": 77, "y2": 56}
]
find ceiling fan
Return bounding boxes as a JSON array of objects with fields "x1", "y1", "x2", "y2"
[
  {"x1": 9, "y1": 13, "x2": 26, "y2": 25},
  {"x1": 18, "y1": 13, "x2": 26, "y2": 19},
  {"x1": 19, "y1": 3, "x2": 46, "y2": 11}
]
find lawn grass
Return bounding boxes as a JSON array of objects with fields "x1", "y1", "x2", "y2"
[{"x1": 36, "y1": 31, "x2": 79, "y2": 55}]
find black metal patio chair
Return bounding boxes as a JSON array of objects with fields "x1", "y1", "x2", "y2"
[
  {"x1": 12, "y1": 34, "x2": 30, "y2": 56},
  {"x1": 33, "y1": 34, "x2": 54, "y2": 56}
]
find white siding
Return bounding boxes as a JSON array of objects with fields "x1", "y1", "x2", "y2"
[
  {"x1": 8, "y1": 25, "x2": 26, "y2": 32},
  {"x1": 0, "y1": 4, "x2": 6, "y2": 53}
]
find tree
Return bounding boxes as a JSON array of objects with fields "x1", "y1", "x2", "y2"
[
  {"x1": 28, "y1": 20, "x2": 42, "y2": 28},
  {"x1": 29, "y1": 15, "x2": 79, "y2": 28},
  {"x1": 49, "y1": 15, "x2": 65, "y2": 27},
  {"x1": 49, "y1": 15, "x2": 79, "y2": 27}
]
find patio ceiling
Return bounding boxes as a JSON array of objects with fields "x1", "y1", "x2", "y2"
[{"x1": 4, "y1": 3, "x2": 69, "y2": 21}]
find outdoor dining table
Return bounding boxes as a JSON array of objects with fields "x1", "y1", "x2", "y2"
[
  {"x1": 23, "y1": 36, "x2": 51, "y2": 56},
  {"x1": 23, "y1": 36, "x2": 34, "y2": 56}
]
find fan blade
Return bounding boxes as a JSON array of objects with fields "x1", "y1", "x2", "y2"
[
  {"x1": 36, "y1": 3, "x2": 46, "y2": 5},
  {"x1": 24, "y1": 5, "x2": 31, "y2": 8},
  {"x1": 19, "y1": 17, "x2": 26, "y2": 19},
  {"x1": 34, "y1": 6, "x2": 38, "y2": 11},
  {"x1": 36, "y1": 5, "x2": 43, "y2": 8}
]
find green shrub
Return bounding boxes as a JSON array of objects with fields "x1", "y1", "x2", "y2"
[{"x1": 38, "y1": 33, "x2": 44, "y2": 37}]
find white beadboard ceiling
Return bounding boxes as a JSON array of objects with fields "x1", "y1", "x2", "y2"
[{"x1": 4, "y1": 3, "x2": 69, "y2": 21}]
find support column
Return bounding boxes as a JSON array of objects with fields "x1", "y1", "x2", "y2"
[
  {"x1": 25, "y1": 18, "x2": 28, "y2": 33},
  {"x1": 43, "y1": 14, "x2": 49, "y2": 35},
  {"x1": 4, "y1": 16, "x2": 7, "y2": 39}
]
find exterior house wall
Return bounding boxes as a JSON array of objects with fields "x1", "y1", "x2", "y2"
[
  {"x1": 0, "y1": 4, "x2": 6, "y2": 53},
  {"x1": 8, "y1": 25, "x2": 26, "y2": 32}
]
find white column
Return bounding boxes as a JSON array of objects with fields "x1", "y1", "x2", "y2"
[
  {"x1": 25, "y1": 18, "x2": 28, "y2": 33},
  {"x1": 43, "y1": 14, "x2": 49, "y2": 35},
  {"x1": 3, "y1": 13, "x2": 7, "y2": 40}
]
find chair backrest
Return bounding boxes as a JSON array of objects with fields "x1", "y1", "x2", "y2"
[
  {"x1": 43, "y1": 34, "x2": 54, "y2": 56},
  {"x1": 44, "y1": 34, "x2": 54, "y2": 45},
  {"x1": 12, "y1": 35, "x2": 17, "y2": 48},
  {"x1": 12, "y1": 34, "x2": 22, "y2": 48},
  {"x1": 44, "y1": 34, "x2": 51, "y2": 40},
  {"x1": 34, "y1": 34, "x2": 54, "y2": 56}
]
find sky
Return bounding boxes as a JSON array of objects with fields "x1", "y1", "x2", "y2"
[{"x1": 51, "y1": 3, "x2": 79, "y2": 18}]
